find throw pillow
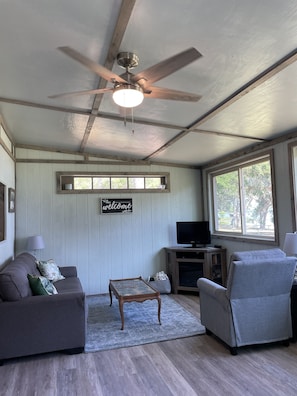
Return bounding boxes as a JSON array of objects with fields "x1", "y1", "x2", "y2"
[
  {"x1": 27, "y1": 274, "x2": 58, "y2": 296},
  {"x1": 36, "y1": 259, "x2": 65, "y2": 282}
]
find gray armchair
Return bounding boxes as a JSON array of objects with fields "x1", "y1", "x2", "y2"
[{"x1": 197, "y1": 249, "x2": 296, "y2": 355}]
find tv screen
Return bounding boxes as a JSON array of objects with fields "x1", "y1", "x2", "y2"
[{"x1": 176, "y1": 221, "x2": 211, "y2": 247}]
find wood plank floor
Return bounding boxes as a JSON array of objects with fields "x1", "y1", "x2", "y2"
[{"x1": 1, "y1": 294, "x2": 297, "y2": 396}]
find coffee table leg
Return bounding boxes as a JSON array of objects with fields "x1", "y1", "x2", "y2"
[
  {"x1": 109, "y1": 284, "x2": 113, "y2": 306},
  {"x1": 119, "y1": 299, "x2": 125, "y2": 330},
  {"x1": 157, "y1": 297, "x2": 161, "y2": 325}
]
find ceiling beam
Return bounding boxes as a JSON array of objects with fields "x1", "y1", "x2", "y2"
[
  {"x1": 0, "y1": 95, "x2": 184, "y2": 130},
  {"x1": 79, "y1": 0, "x2": 137, "y2": 152},
  {"x1": 0, "y1": 96, "x2": 91, "y2": 116},
  {"x1": 145, "y1": 47, "x2": 297, "y2": 160},
  {"x1": 0, "y1": 95, "x2": 268, "y2": 149},
  {"x1": 143, "y1": 129, "x2": 267, "y2": 161},
  {"x1": 191, "y1": 128, "x2": 267, "y2": 142},
  {"x1": 15, "y1": 142, "x2": 199, "y2": 169},
  {"x1": 189, "y1": 47, "x2": 297, "y2": 130},
  {"x1": 15, "y1": 142, "x2": 149, "y2": 163}
]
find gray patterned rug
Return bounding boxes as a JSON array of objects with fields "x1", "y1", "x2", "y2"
[{"x1": 85, "y1": 294, "x2": 205, "y2": 352}]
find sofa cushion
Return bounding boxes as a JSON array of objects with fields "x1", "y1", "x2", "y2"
[
  {"x1": 0, "y1": 253, "x2": 40, "y2": 301},
  {"x1": 54, "y1": 277, "x2": 83, "y2": 294},
  {"x1": 36, "y1": 260, "x2": 65, "y2": 282},
  {"x1": 27, "y1": 274, "x2": 58, "y2": 295}
]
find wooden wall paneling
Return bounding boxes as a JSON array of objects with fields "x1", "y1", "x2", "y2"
[{"x1": 15, "y1": 149, "x2": 202, "y2": 294}]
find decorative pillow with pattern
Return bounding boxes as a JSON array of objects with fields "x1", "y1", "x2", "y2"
[
  {"x1": 36, "y1": 259, "x2": 65, "y2": 282},
  {"x1": 27, "y1": 274, "x2": 58, "y2": 295}
]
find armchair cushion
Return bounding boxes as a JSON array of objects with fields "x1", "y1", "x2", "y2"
[
  {"x1": 231, "y1": 248, "x2": 285, "y2": 261},
  {"x1": 226, "y1": 257, "x2": 295, "y2": 298}
]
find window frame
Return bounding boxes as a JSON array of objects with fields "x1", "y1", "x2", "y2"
[
  {"x1": 56, "y1": 171, "x2": 170, "y2": 194},
  {"x1": 207, "y1": 150, "x2": 278, "y2": 243},
  {"x1": 288, "y1": 141, "x2": 297, "y2": 229},
  {"x1": 0, "y1": 119, "x2": 14, "y2": 156}
]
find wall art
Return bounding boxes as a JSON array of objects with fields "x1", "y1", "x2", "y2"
[{"x1": 100, "y1": 198, "x2": 133, "y2": 214}]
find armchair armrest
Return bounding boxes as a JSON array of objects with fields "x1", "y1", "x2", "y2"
[
  {"x1": 198, "y1": 278, "x2": 236, "y2": 348},
  {"x1": 198, "y1": 277, "x2": 229, "y2": 310},
  {"x1": 59, "y1": 266, "x2": 77, "y2": 278}
]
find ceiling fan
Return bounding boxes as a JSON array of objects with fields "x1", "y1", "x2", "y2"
[{"x1": 49, "y1": 46, "x2": 202, "y2": 108}]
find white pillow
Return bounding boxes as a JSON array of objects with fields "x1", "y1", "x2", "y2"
[{"x1": 36, "y1": 259, "x2": 65, "y2": 282}]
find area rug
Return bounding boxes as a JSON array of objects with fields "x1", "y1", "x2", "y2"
[{"x1": 85, "y1": 294, "x2": 205, "y2": 352}]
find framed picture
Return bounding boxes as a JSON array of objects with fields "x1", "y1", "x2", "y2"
[{"x1": 8, "y1": 188, "x2": 15, "y2": 213}]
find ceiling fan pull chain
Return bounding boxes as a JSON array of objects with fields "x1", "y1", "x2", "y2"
[
  {"x1": 131, "y1": 107, "x2": 135, "y2": 134},
  {"x1": 124, "y1": 107, "x2": 127, "y2": 127}
]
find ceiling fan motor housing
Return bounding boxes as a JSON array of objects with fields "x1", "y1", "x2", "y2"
[{"x1": 117, "y1": 52, "x2": 139, "y2": 70}]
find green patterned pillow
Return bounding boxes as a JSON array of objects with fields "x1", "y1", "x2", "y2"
[
  {"x1": 27, "y1": 274, "x2": 58, "y2": 295},
  {"x1": 36, "y1": 259, "x2": 65, "y2": 282}
]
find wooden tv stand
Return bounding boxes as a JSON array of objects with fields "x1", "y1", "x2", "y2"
[{"x1": 165, "y1": 246, "x2": 227, "y2": 294}]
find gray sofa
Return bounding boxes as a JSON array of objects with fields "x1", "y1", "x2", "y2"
[
  {"x1": 198, "y1": 248, "x2": 296, "y2": 355},
  {"x1": 0, "y1": 252, "x2": 86, "y2": 363}
]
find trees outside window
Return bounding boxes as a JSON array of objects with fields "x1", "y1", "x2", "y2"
[
  {"x1": 211, "y1": 154, "x2": 275, "y2": 240},
  {"x1": 289, "y1": 144, "x2": 297, "y2": 228}
]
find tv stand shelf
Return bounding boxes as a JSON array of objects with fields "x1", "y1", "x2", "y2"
[{"x1": 165, "y1": 246, "x2": 227, "y2": 294}]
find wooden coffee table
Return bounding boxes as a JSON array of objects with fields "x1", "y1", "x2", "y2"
[{"x1": 109, "y1": 276, "x2": 161, "y2": 330}]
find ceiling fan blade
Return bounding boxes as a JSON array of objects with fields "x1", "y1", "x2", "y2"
[
  {"x1": 48, "y1": 87, "x2": 113, "y2": 99},
  {"x1": 58, "y1": 46, "x2": 127, "y2": 84},
  {"x1": 132, "y1": 47, "x2": 202, "y2": 87},
  {"x1": 144, "y1": 86, "x2": 201, "y2": 102}
]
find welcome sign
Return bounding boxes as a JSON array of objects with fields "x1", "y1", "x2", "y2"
[{"x1": 100, "y1": 198, "x2": 133, "y2": 214}]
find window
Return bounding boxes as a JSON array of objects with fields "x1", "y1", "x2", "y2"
[
  {"x1": 0, "y1": 122, "x2": 14, "y2": 155},
  {"x1": 57, "y1": 172, "x2": 169, "y2": 193},
  {"x1": 209, "y1": 152, "x2": 276, "y2": 241},
  {"x1": 74, "y1": 177, "x2": 92, "y2": 190},
  {"x1": 289, "y1": 143, "x2": 297, "y2": 228}
]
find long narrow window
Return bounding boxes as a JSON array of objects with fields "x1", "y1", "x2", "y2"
[
  {"x1": 57, "y1": 172, "x2": 170, "y2": 193},
  {"x1": 209, "y1": 152, "x2": 276, "y2": 241}
]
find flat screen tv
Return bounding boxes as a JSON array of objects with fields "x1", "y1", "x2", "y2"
[{"x1": 176, "y1": 221, "x2": 211, "y2": 247}]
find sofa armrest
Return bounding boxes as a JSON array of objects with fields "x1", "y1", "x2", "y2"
[
  {"x1": 0, "y1": 291, "x2": 84, "y2": 312},
  {"x1": 0, "y1": 292, "x2": 86, "y2": 360},
  {"x1": 59, "y1": 266, "x2": 77, "y2": 278}
]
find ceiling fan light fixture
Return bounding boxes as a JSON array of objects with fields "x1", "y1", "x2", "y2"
[{"x1": 112, "y1": 84, "x2": 144, "y2": 108}]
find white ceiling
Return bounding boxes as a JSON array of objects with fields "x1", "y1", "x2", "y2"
[{"x1": 1, "y1": 0, "x2": 297, "y2": 166}]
